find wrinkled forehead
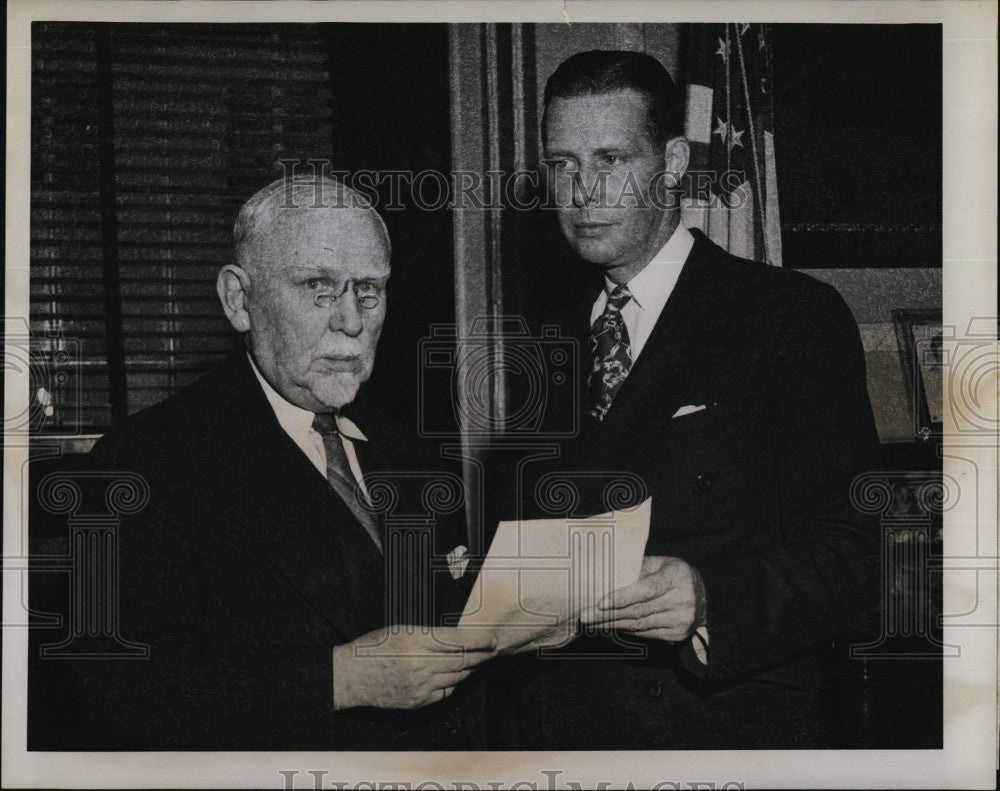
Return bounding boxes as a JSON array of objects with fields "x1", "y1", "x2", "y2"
[{"x1": 241, "y1": 207, "x2": 391, "y2": 274}]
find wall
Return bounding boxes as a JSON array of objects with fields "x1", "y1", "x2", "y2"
[{"x1": 809, "y1": 268, "x2": 942, "y2": 442}]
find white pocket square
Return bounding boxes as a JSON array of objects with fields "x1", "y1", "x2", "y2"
[
  {"x1": 447, "y1": 545, "x2": 470, "y2": 580},
  {"x1": 672, "y1": 404, "x2": 708, "y2": 418}
]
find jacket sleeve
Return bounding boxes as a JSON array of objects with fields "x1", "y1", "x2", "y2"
[
  {"x1": 50, "y1": 428, "x2": 339, "y2": 750},
  {"x1": 59, "y1": 424, "x2": 478, "y2": 750},
  {"x1": 692, "y1": 282, "x2": 882, "y2": 682}
]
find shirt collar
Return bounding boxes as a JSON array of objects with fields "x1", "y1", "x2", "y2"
[
  {"x1": 335, "y1": 414, "x2": 368, "y2": 442},
  {"x1": 247, "y1": 353, "x2": 368, "y2": 442},
  {"x1": 596, "y1": 223, "x2": 695, "y2": 315}
]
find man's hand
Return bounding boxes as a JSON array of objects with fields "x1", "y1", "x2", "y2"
[
  {"x1": 500, "y1": 617, "x2": 580, "y2": 655},
  {"x1": 332, "y1": 626, "x2": 497, "y2": 711},
  {"x1": 579, "y1": 556, "x2": 707, "y2": 642}
]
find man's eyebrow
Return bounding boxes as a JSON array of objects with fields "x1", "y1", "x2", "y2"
[
  {"x1": 543, "y1": 147, "x2": 629, "y2": 157},
  {"x1": 287, "y1": 266, "x2": 389, "y2": 283}
]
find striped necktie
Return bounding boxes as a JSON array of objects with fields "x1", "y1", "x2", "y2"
[{"x1": 311, "y1": 412, "x2": 383, "y2": 552}]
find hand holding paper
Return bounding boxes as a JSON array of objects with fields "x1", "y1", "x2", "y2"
[
  {"x1": 459, "y1": 499, "x2": 652, "y2": 652},
  {"x1": 579, "y1": 555, "x2": 706, "y2": 643},
  {"x1": 333, "y1": 626, "x2": 498, "y2": 710}
]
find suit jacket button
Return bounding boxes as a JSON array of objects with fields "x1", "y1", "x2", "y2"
[
  {"x1": 697, "y1": 472, "x2": 715, "y2": 491},
  {"x1": 646, "y1": 680, "x2": 663, "y2": 698}
]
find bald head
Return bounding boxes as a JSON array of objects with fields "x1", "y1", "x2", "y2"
[
  {"x1": 218, "y1": 175, "x2": 392, "y2": 412},
  {"x1": 233, "y1": 175, "x2": 391, "y2": 271}
]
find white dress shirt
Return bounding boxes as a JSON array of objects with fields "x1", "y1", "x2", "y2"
[
  {"x1": 588, "y1": 224, "x2": 709, "y2": 663},
  {"x1": 589, "y1": 223, "x2": 695, "y2": 362},
  {"x1": 247, "y1": 353, "x2": 372, "y2": 502}
]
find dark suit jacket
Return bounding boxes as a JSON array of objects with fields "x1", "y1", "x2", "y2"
[
  {"x1": 511, "y1": 229, "x2": 881, "y2": 749},
  {"x1": 35, "y1": 353, "x2": 482, "y2": 750}
]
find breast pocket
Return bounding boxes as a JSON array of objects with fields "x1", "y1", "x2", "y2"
[
  {"x1": 645, "y1": 400, "x2": 774, "y2": 539},
  {"x1": 662, "y1": 401, "x2": 740, "y2": 441}
]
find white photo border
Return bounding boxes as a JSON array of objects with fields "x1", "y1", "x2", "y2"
[{"x1": 4, "y1": 1, "x2": 997, "y2": 788}]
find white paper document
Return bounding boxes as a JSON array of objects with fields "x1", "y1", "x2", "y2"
[{"x1": 459, "y1": 498, "x2": 651, "y2": 650}]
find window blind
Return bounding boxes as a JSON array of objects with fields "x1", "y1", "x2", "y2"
[{"x1": 30, "y1": 22, "x2": 335, "y2": 432}]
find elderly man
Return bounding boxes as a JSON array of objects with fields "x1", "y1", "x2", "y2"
[
  {"x1": 507, "y1": 50, "x2": 881, "y2": 749},
  {"x1": 57, "y1": 176, "x2": 493, "y2": 750}
]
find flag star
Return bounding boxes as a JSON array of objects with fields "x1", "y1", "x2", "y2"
[
  {"x1": 714, "y1": 117, "x2": 730, "y2": 144},
  {"x1": 713, "y1": 118, "x2": 745, "y2": 152},
  {"x1": 758, "y1": 29, "x2": 767, "y2": 50},
  {"x1": 715, "y1": 38, "x2": 730, "y2": 63},
  {"x1": 739, "y1": 23, "x2": 750, "y2": 37}
]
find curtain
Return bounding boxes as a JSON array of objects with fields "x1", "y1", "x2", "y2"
[
  {"x1": 30, "y1": 23, "x2": 335, "y2": 432},
  {"x1": 681, "y1": 23, "x2": 782, "y2": 266}
]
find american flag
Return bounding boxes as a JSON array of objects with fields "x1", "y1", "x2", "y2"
[{"x1": 681, "y1": 23, "x2": 782, "y2": 266}]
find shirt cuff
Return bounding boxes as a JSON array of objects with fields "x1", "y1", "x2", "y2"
[{"x1": 691, "y1": 626, "x2": 710, "y2": 665}]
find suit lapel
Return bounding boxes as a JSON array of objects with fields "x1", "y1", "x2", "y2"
[
  {"x1": 214, "y1": 356, "x2": 386, "y2": 642},
  {"x1": 583, "y1": 231, "x2": 742, "y2": 464},
  {"x1": 345, "y1": 416, "x2": 472, "y2": 627},
  {"x1": 344, "y1": 398, "x2": 469, "y2": 619}
]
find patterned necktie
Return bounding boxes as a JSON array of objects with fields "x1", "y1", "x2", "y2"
[
  {"x1": 311, "y1": 413, "x2": 383, "y2": 552},
  {"x1": 587, "y1": 285, "x2": 633, "y2": 423}
]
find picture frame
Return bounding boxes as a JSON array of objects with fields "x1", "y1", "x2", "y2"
[{"x1": 891, "y1": 308, "x2": 944, "y2": 441}]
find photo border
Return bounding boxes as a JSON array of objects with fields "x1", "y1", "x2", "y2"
[{"x1": 5, "y1": 1, "x2": 997, "y2": 789}]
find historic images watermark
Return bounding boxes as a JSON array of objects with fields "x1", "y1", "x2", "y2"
[
  {"x1": 277, "y1": 770, "x2": 746, "y2": 791},
  {"x1": 274, "y1": 159, "x2": 751, "y2": 214},
  {"x1": 418, "y1": 318, "x2": 580, "y2": 439},
  {"x1": 3, "y1": 315, "x2": 81, "y2": 438},
  {"x1": 15, "y1": 313, "x2": 999, "y2": 667}
]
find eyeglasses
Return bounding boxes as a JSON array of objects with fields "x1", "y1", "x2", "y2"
[{"x1": 312, "y1": 278, "x2": 387, "y2": 310}]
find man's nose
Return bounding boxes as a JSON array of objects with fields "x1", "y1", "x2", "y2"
[
  {"x1": 327, "y1": 292, "x2": 364, "y2": 337},
  {"x1": 571, "y1": 168, "x2": 597, "y2": 208}
]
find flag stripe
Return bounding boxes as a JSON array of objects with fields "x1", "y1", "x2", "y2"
[
  {"x1": 763, "y1": 130, "x2": 781, "y2": 265},
  {"x1": 682, "y1": 23, "x2": 782, "y2": 266},
  {"x1": 685, "y1": 84, "x2": 714, "y2": 144}
]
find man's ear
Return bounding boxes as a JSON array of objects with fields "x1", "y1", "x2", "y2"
[
  {"x1": 217, "y1": 264, "x2": 253, "y2": 333},
  {"x1": 663, "y1": 136, "x2": 690, "y2": 189}
]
